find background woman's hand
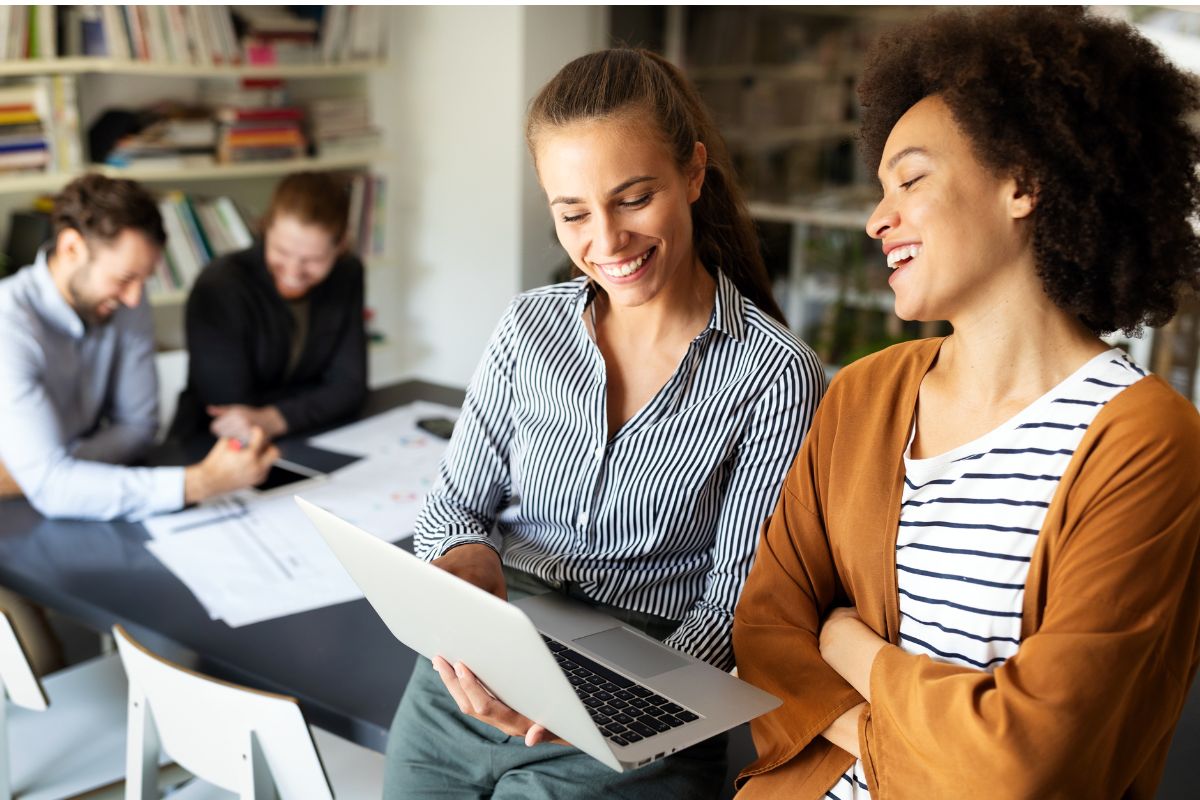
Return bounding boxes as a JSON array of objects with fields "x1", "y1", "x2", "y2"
[
  {"x1": 208, "y1": 404, "x2": 288, "y2": 441},
  {"x1": 432, "y1": 656, "x2": 570, "y2": 747}
]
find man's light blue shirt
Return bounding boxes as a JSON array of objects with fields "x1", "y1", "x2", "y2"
[{"x1": 0, "y1": 250, "x2": 184, "y2": 520}]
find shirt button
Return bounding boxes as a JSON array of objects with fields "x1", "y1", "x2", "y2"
[
  {"x1": 577, "y1": 511, "x2": 589, "y2": 528},
  {"x1": 595, "y1": 446, "x2": 605, "y2": 459}
]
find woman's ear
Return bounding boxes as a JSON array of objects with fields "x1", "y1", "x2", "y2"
[
  {"x1": 1009, "y1": 172, "x2": 1037, "y2": 220},
  {"x1": 687, "y1": 141, "x2": 708, "y2": 204}
]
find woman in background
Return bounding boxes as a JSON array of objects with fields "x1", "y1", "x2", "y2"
[
  {"x1": 173, "y1": 171, "x2": 366, "y2": 441},
  {"x1": 733, "y1": 7, "x2": 1200, "y2": 798},
  {"x1": 384, "y1": 49, "x2": 826, "y2": 799}
]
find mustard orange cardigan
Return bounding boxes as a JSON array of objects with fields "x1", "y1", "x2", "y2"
[{"x1": 733, "y1": 338, "x2": 1200, "y2": 798}]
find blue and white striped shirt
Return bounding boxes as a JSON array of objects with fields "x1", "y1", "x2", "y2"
[
  {"x1": 413, "y1": 271, "x2": 825, "y2": 669},
  {"x1": 830, "y1": 348, "x2": 1146, "y2": 799}
]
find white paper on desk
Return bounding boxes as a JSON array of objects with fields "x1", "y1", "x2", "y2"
[
  {"x1": 145, "y1": 492, "x2": 362, "y2": 626},
  {"x1": 306, "y1": 401, "x2": 460, "y2": 458},
  {"x1": 296, "y1": 446, "x2": 446, "y2": 542}
]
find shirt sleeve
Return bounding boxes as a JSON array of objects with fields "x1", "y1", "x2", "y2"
[
  {"x1": 860, "y1": 383, "x2": 1200, "y2": 797},
  {"x1": 664, "y1": 350, "x2": 825, "y2": 671},
  {"x1": 71, "y1": 298, "x2": 161, "y2": 465},
  {"x1": 273, "y1": 259, "x2": 368, "y2": 432},
  {"x1": 731, "y1": 391, "x2": 867, "y2": 781},
  {"x1": 0, "y1": 313, "x2": 184, "y2": 521},
  {"x1": 411, "y1": 300, "x2": 519, "y2": 560}
]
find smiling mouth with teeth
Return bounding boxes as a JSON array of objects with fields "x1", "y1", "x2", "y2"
[
  {"x1": 886, "y1": 244, "x2": 922, "y2": 269},
  {"x1": 597, "y1": 246, "x2": 655, "y2": 279}
]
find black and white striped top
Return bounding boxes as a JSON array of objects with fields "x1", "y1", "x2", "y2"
[
  {"x1": 831, "y1": 349, "x2": 1146, "y2": 799},
  {"x1": 413, "y1": 271, "x2": 825, "y2": 669}
]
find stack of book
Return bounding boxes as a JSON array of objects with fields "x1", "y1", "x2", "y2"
[
  {"x1": 215, "y1": 105, "x2": 307, "y2": 164},
  {"x1": 236, "y1": 6, "x2": 320, "y2": 66},
  {"x1": 0, "y1": 84, "x2": 51, "y2": 175},
  {"x1": 309, "y1": 97, "x2": 380, "y2": 159},
  {"x1": 106, "y1": 118, "x2": 217, "y2": 170},
  {"x1": 150, "y1": 192, "x2": 255, "y2": 298}
]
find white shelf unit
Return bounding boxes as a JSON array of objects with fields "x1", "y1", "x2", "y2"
[{"x1": 0, "y1": 152, "x2": 385, "y2": 196}]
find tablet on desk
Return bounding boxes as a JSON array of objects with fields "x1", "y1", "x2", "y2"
[{"x1": 255, "y1": 459, "x2": 326, "y2": 494}]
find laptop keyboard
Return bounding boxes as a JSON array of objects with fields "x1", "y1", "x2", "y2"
[{"x1": 541, "y1": 634, "x2": 701, "y2": 747}]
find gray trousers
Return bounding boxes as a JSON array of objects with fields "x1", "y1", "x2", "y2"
[{"x1": 382, "y1": 570, "x2": 728, "y2": 799}]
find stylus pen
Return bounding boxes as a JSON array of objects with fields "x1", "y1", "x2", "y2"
[{"x1": 274, "y1": 457, "x2": 325, "y2": 480}]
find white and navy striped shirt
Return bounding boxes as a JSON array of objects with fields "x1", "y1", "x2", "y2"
[
  {"x1": 413, "y1": 271, "x2": 825, "y2": 669},
  {"x1": 831, "y1": 349, "x2": 1146, "y2": 798}
]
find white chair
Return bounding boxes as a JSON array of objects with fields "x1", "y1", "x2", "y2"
[
  {"x1": 0, "y1": 611, "x2": 129, "y2": 800},
  {"x1": 113, "y1": 626, "x2": 382, "y2": 800}
]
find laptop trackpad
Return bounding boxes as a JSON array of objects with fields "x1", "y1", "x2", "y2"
[{"x1": 573, "y1": 627, "x2": 688, "y2": 678}]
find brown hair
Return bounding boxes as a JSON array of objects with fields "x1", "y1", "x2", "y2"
[
  {"x1": 52, "y1": 173, "x2": 166, "y2": 247},
  {"x1": 857, "y1": 7, "x2": 1200, "y2": 335},
  {"x1": 262, "y1": 171, "x2": 351, "y2": 245},
  {"x1": 527, "y1": 48, "x2": 786, "y2": 325}
]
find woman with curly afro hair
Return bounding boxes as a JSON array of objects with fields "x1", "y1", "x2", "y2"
[{"x1": 732, "y1": 7, "x2": 1200, "y2": 798}]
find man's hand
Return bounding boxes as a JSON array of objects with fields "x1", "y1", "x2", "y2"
[
  {"x1": 432, "y1": 656, "x2": 570, "y2": 747},
  {"x1": 208, "y1": 404, "x2": 288, "y2": 441},
  {"x1": 431, "y1": 543, "x2": 507, "y2": 600},
  {"x1": 0, "y1": 459, "x2": 23, "y2": 499},
  {"x1": 183, "y1": 426, "x2": 279, "y2": 504}
]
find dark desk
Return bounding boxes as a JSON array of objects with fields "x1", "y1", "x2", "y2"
[{"x1": 0, "y1": 380, "x2": 463, "y2": 752}]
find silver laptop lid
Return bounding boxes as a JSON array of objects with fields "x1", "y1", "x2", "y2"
[{"x1": 294, "y1": 497, "x2": 622, "y2": 771}]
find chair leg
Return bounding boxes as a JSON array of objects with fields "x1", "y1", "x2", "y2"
[
  {"x1": 243, "y1": 732, "x2": 279, "y2": 800},
  {"x1": 125, "y1": 683, "x2": 160, "y2": 800}
]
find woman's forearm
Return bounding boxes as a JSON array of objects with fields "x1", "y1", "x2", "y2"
[{"x1": 820, "y1": 702, "x2": 868, "y2": 758}]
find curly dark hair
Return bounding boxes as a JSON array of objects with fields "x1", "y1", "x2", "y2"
[
  {"x1": 52, "y1": 173, "x2": 166, "y2": 248},
  {"x1": 857, "y1": 6, "x2": 1200, "y2": 335}
]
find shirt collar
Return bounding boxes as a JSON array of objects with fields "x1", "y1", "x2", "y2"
[
  {"x1": 571, "y1": 268, "x2": 748, "y2": 343},
  {"x1": 31, "y1": 247, "x2": 86, "y2": 340},
  {"x1": 709, "y1": 268, "x2": 747, "y2": 342}
]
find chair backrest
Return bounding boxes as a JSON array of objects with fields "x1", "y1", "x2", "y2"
[
  {"x1": 0, "y1": 612, "x2": 47, "y2": 712},
  {"x1": 113, "y1": 625, "x2": 333, "y2": 800}
]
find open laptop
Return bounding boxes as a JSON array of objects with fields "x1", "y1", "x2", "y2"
[{"x1": 295, "y1": 497, "x2": 780, "y2": 772}]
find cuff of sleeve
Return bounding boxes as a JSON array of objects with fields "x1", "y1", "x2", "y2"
[
  {"x1": 273, "y1": 400, "x2": 302, "y2": 434},
  {"x1": 858, "y1": 702, "x2": 879, "y2": 794},
  {"x1": 152, "y1": 466, "x2": 187, "y2": 516},
  {"x1": 663, "y1": 608, "x2": 734, "y2": 671},
  {"x1": 426, "y1": 532, "x2": 500, "y2": 562}
]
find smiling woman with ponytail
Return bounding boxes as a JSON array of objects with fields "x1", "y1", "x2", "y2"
[{"x1": 381, "y1": 48, "x2": 825, "y2": 799}]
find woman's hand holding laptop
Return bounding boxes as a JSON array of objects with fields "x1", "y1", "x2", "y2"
[
  {"x1": 431, "y1": 655, "x2": 572, "y2": 748},
  {"x1": 429, "y1": 543, "x2": 572, "y2": 747}
]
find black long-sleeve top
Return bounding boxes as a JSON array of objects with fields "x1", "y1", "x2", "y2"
[{"x1": 172, "y1": 241, "x2": 367, "y2": 438}]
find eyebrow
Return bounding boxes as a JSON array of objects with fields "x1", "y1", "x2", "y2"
[
  {"x1": 884, "y1": 146, "x2": 930, "y2": 173},
  {"x1": 550, "y1": 175, "x2": 656, "y2": 206}
]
